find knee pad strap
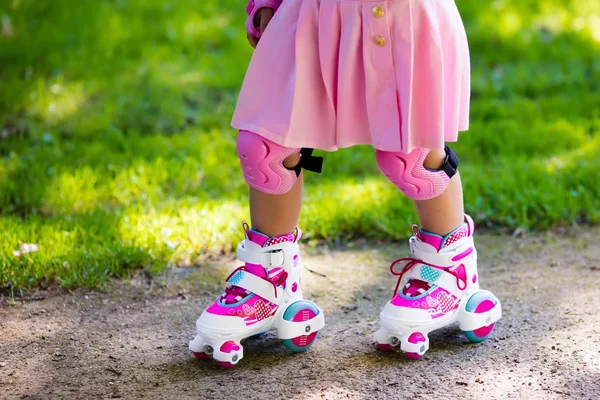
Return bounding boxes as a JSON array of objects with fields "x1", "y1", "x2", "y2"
[
  {"x1": 440, "y1": 145, "x2": 459, "y2": 178},
  {"x1": 236, "y1": 131, "x2": 323, "y2": 195},
  {"x1": 376, "y1": 145, "x2": 459, "y2": 201},
  {"x1": 294, "y1": 148, "x2": 323, "y2": 175}
]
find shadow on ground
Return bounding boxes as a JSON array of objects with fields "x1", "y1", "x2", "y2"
[{"x1": 1, "y1": 229, "x2": 600, "y2": 399}]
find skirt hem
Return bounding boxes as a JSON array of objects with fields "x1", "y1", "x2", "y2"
[{"x1": 231, "y1": 122, "x2": 467, "y2": 153}]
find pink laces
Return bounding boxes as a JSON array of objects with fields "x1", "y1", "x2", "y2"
[{"x1": 389, "y1": 257, "x2": 467, "y2": 297}]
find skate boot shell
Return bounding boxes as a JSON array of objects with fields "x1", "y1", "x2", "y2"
[
  {"x1": 374, "y1": 215, "x2": 502, "y2": 359},
  {"x1": 190, "y1": 223, "x2": 325, "y2": 367}
]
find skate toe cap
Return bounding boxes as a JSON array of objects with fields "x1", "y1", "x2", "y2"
[
  {"x1": 197, "y1": 309, "x2": 248, "y2": 333},
  {"x1": 380, "y1": 300, "x2": 437, "y2": 325}
]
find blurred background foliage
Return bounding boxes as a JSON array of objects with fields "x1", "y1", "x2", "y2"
[{"x1": 0, "y1": 0, "x2": 599, "y2": 291}]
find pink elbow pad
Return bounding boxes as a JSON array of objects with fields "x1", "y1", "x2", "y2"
[{"x1": 245, "y1": 0, "x2": 283, "y2": 39}]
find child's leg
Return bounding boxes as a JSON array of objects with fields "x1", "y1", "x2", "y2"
[
  {"x1": 190, "y1": 131, "x2": 325, "y2": 367},
  {"x1": 236, "y1": 130, "x2": 323, "y2": 236},
  {"x1": 373, "y1": 146, "x2": 502, "y2": 358},
  {"x1": 414, "y1": 149, "x2": 464, "y2": 235},
  {"x1": 250, "y1": 153, "x2": 303, "y2": 236}
]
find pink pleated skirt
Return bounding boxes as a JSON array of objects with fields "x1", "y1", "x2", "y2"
[{"x1": 231, "y1": 0, "x2": 471, "y2": 153}]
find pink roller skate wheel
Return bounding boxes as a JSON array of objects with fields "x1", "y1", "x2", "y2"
[
  {"x1": 472, "y1": 299, "x2": 496, "y2": 338},
  {"x1": 217, "y1": 341, "x2": 240, "y2": 369},
  {"x1": 377, "y1": 343, "x2": 394, "y2": 352},
  {"x1": 193, "y1": 352, "x2": 211, "y2": 360},
  {"x1": 282, "y1": 301, "x2": 320, "y2": 353},
  {"x1": 405, "y1": 333, "x2": 426, "y2": 360},
  {"x1": 291, "y1": 308, "x2": 318, "y2": 348}
]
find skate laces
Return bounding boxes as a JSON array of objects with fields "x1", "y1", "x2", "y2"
[
  {"x1": 389, "y1": 257, "x2": 467, "y2": 298},
  {"x1": 221, "y1": 266, "x2": 288, "y2": 304}
]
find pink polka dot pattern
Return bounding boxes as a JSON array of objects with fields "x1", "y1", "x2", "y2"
[
  {"x1": 242, "y1": 304, "x2": 255, "y2": 316},
  {"x1": 254, "y1": 300, "x2": 272, "y2": 321},
  {"x1": 437, "y1": 291, "x2": 457, "y2": 314},
  {"x1": 426, "y1": 295, "x2": 439, "y2": 308},
  {"x1": 442, "y1": 225, "x2": 469, "y2": 247},
  {"x1": 264, "y1": 234, "x2": 294, "y2": 247}
]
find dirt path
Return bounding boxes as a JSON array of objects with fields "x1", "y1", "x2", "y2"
[{"x1": 2, "y1": 229, "x2": 600, "y2": 399}]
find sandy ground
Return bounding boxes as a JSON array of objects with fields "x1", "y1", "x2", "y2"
[{"x1": 1, "y1": 228, "x2": 600, "y2": 400}]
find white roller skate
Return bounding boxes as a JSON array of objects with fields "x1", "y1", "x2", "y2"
[
  {"x1": 189, "y1": 223, "x2": 325, "y2": 368},
  {"x1": 374, "y1": 215, "x2": 502, "y2": 359}
]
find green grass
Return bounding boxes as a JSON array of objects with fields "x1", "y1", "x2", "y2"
[{"x1": 1, "y1": 0, "x2": 599, "y2": 291}]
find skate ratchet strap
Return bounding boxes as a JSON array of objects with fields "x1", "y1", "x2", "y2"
[
  {"x1": 227, "y1": 270, "x2": 283, "y2": 304},
  {"x1": 441, "y1": 145, "x2": 459, "y2": 178},
  {"x1": 237, "y1": 241, "x2": 300, "y2": 267},
  {"x1": 237, "y1": 245, "x2": 286, "y2": 267},
  {"x1": 291, "y1": 148, "x2": 323, "y2": 177}
]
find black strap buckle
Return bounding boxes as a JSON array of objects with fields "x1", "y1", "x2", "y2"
[
  {"x1": 291, "y1": 148, "x2": 324, "y2": 177},
  {"x1": 441, "y1": 145, "x2": 459, "y2": 178}
]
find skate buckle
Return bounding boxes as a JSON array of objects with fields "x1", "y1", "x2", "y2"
[{"x1": 266, "y1": 249, "x2": 285, "y2": 266}]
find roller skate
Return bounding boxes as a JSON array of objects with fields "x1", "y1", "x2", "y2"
[
  {"x1": 189, "y1": 223, "x2": 325, "y2": 367},
  {"x1": 374, "y1": 215, "x2": 502, "y2": 359}
]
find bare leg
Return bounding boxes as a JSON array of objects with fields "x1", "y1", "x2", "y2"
[
  {"x1": 414, "y1": 149, "x2": 464, "y2": 235},
  {"x1": 250, "y1": 154, "x2": 303, "y2": 237}
]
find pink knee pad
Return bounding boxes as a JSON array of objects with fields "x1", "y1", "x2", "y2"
[
  {"x1": 236, "y1": 131, "x2": 323, "y2": 195},
  {"x1": 376, "y1": 146, "x2": 459, "y2": 201}
]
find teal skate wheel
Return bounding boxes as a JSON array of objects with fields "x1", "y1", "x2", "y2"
[
  {"x1": 463, "y1": 292, "x2": 498, "y2": 343},
  {"x1": 281, "y1": 300, "x2": 320, "y2": 353}
]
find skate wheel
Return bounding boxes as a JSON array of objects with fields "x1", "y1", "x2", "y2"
[
  {"x1": 463, "y1": 291, "x2": 498, "y2": 343},
  {"x1": 377, "y1": 343, "x2": 394, "y2": 352},
  {"x1": 250, "y1": 332, "x2": 267, "y2": 339},
  {"x1": 217, "y1": 341, "x2": 241, "y2": 368},
  {"x1": 193, "y1": 352, "x2": 212, "y2": 360},
  {"x1": 281, "y1": 300, "x2": 320, "y2": 353},
  {"x1": 405, "y1": 333, "x2": 426, "y2": 360}
]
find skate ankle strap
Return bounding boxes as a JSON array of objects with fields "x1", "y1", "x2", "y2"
[
  {"x1": 238, "y1": 247, "x2": 285, "y2": 267},
  {"x1": 412, "y1": 236, "x2": 474, "y2": 267},
  {"x1": 237, "y1": 241, "x2": 299, "y2": 268},
  {"x1": 227, "y1": 270, "x2": 283, "y2": 304}
]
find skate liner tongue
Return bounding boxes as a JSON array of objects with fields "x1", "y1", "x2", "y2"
[
  {"x1": 404, "y1": 279, "x2": 430, "y2": 297},
  {"x1": 417, "y1": 222, "x2": 471, "y2": 251},
  {"x1": 221, "y1": 228, "x2": 296, "y2": 304}
]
